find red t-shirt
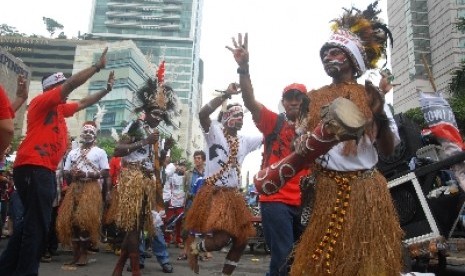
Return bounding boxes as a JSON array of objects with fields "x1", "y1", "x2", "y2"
[
  {"x1": 14, "y1": 86, "x2": 78, "y2": 171},
  {"x1": 255, "y1": 107, "x2": 308, "y2": 206},
  {"x1": 0, "y1": 85, "x2": 14, "y2": 120}
]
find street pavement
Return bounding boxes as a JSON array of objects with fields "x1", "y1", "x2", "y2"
[
  {"x1": 0, "y1": 239, "x2": 270, "y2": 275},
  {"x1": 3, "y1": 238, "x2": 465, "y2": 275}
]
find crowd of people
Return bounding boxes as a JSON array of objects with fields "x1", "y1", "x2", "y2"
[{"x1": 0, "y1": 2, "x2": 446, "y2": 276}]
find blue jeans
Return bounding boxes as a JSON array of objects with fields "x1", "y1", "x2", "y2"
[
  {"x1": 0, "y1": 165, "x2": 56, "y2": 276},
  {"x1": 261, "y1": 202, "x2": 303, "y2": 276},
  {"x1": 8, "y1": 190, "x2": 24, "y2": 232},
  {"x1": 139, "y1": 226, "x2": 170, "y2": 266}
]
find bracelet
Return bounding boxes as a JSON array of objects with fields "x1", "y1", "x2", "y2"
[
  {"x1": 106, "y1": 83, "x2": 112, "y2": 92},
  {"x1": 237, "y1": 67, "x2": 249, "y2": 75},
  {"x1": 92, "y1": 64, "x2": 101, "y2": 72}
]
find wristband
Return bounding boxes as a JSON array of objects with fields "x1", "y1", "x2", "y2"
[
  {"x1": 237, "y1": 67, "x2": 249, "y2": 75},
  {"x1": 92, "y1": 64, "x2": 101, "y2": 72}
]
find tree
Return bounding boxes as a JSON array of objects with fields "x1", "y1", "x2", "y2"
[
  {"x1": 457, "y1": 17, "x2": 465, "y2": 32},
  {"x1": 403, "y1": 107, "x2": 426, "y2": 129},
  {"x1": 42, "y1": 17, "x2": 64, "y2": 38},
  {"x1": 57, "y1": 32, "x2": 67, "y2": 39},
  {"x1": 97, "y1": 137, "x2": 117, "y2": 157},
  {"x1": 0, "y1": 24, "x2": 25, "y2": 37}
]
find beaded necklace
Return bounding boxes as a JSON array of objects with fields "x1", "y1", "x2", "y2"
[{"x1": 204, "y1": 128, "x2": 240, "y2": 186}]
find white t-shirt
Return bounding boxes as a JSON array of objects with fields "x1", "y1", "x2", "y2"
[
  {"x1": 64, "y1": 146, "x2": 109, "y2": 173},
  {"x1": 204, "y1": 122, "x2": 262, "y2": 188},
  {"x1": 317, "y1": 103, "x2": 401, "y2": 171},
  {"x1": 121, "y1": 120, "x2": 154, "y2": 171},
  {"x1": 163, "y1": 172, "x2": 186, "y2": 207}
]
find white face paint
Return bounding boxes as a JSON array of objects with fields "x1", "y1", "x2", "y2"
[
  {"x1": 80, "y1": 125, "x2": 97, "y2": 144},
  {"x1": 221, "y1": 105, "x2": 244, "y2": 130}
]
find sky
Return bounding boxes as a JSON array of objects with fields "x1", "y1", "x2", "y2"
[{"x1": 2, "y1": 0, "x2": 392, "y2": 184}]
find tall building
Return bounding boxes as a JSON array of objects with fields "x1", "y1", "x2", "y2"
[
  {"x1": 88, "y1": 0, "x2": 205, "y2": 156},
  {"x1": 0, "y1": 47, "x2": 30, "y2": 136},
  {"x1": 73, "y1": 40, "x2": 176, "y2": 137},
  {"x1": 388, "y1": 0, "x2": 465, "y2": 113},
  {"x1": 0, "y1": 37, "x2": 160, "y2": 138}
]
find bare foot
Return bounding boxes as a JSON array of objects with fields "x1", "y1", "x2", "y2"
[{"x1": 187, "y1": 239, "x2": 199, "y2": 274}]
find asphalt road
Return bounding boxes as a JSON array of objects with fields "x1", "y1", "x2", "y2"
[
  {"x1": 2, "y1": 238, "x2": 465, "y2": 275},
  {"x1": 0, "y1": 239, "x2": 270, "y2": 275}
]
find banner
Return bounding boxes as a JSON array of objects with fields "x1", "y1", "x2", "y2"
[
  {"x1": 419, "y1": 91, "x2": 465, "y2": 191},
  {"x1": 419, "y1": 91, "x2": 464, "y2": 150}
]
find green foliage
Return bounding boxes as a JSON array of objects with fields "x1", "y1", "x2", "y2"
[
  {"x1": 57, "y1": 32, "x2": 67, "y2": 39},
  {"x1": 97, "y1": 137, "x2": 117, "y2": 157},
  {"x1": 449, "y1": 97, "x2": 465, "y2": 134},
  {"x1": 10, "y1": 136, "x2": 24, "y2": 152},
  {"x1": 42, "y1": 17, "x2": 64, "y2": 37},
  {"x1": 403, "y1": 107, "x2": 426, "y2": 129},
  {"x1": 0, "y1": 24, "x2": 25, "y2": 37},
  {"x1": 448, "y1": 60, "x2": 465, "y2": 98},
  {"x1": 457, "y1": 17, "x2": 465, "y2": 32},
  {"x1": 169, "y1": 144, "x2": 183, "y2": 163}
]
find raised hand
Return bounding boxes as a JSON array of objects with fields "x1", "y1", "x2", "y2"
[
  {"x1": 379, "y1": 68, "x2": 394, "y2": 93},
  {"x1": 225, "y1": 82, "x2": 242, "y2": 96},
  {"x1": 95, "y1": 47, "x2": 108, "y2": 71},
  {"x1": 164, "y1": 136, "x2": 175, "y2": 151},
  {"x1": 106, "y1": 70, "x2": 115, "y2": 92},
  {"x1": 16, "y1": 74, "x2": 28, "y2": 100},
  {"x1": 226, "y1": 33, "x2": 249, "y2": 66},
  {"x1": 365, "y1": 80, "x2": 385, "y2": 116}
]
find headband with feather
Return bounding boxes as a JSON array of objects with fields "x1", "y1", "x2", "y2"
[{"x1": 320, "y1": 1, "x2": 393, "y2": 77}]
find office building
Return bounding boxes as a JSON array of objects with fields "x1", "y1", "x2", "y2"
[
  {"x1": 0, "y1": 47, "x2": 30, "y2": 136},
  {"x1": 88, "y1": 0, "x2": 205, "y2": 156},
  {"x1": 388, "y1": 0, "x2": 465, "y2": 113}
]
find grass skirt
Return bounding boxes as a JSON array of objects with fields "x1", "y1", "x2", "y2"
[
  {"x1": 185, "y1": 185, "x2": 255, "y2": 244},
  {"x1": 115, "y1": 168, "x2": 155, "y2": 236},
  {"x1": 103, "y1": 187, "x2": 119, "y2": 225},
  {"x1": 56, "y1": 180, "x2": 102, "y2": 246},
  {"x1": 290, "y1": 170, "x2": 403, "y2": 276}
]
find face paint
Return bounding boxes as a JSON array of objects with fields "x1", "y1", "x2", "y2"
[
  {"x1": 221, "y1": 106, "x2": 243, "y2": 130},
  {"x1": 80, "y1": 124, "x2": 97, "y2": 144},
  {"x1": 322, "y1": 48, "x2": 348, "y2": 67}
]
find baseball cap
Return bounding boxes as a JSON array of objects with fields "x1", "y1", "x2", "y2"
[
  {"x1": 42, "y1": 72, "x2": 67, "y2": 90},
  {"x1": 283, "y1": 83, "x2": 307, "y2": 96}
]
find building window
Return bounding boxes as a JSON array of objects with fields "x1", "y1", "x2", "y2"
[
  {"x1": 459, "y1": 38, "x2": 465, "y2": 48},
  {"x1": 458, "y1": 0, "x2": 465, "y2": 5}
]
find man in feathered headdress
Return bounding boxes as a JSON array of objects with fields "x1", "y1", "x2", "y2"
[
  {"x1": 111, "y1": 61, "x2": 178, "y2": 276},
  {"x1": 289, "y1": 2, "x2": 404, "y2": 275}
]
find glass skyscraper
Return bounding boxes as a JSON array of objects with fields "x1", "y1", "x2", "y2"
[{"x1": 88, "y1": 0, "x2": 204, "y2": 155}]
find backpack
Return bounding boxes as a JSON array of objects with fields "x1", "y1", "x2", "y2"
[{"x1": 261, "y1": 113, "x2": 286, "y2": 169}]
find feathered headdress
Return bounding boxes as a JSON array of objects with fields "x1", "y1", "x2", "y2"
[
  {"x1": 93, "y1": 104, "x2": 107, "y2": 131},
  {"x1": 134, "y1": 60, "x2": 179, "y2": 126},
  {"x1": 320, "y1": 1, "x2": 393, "y2": 77}
]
